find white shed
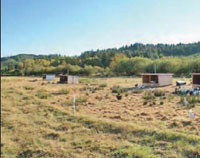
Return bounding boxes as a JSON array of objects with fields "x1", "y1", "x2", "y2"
[
  {"x1": 43, "y1": 74, "x2": 55, "y2": 81},
  {"x1": 59, "y1": 75, "x2": 79, "y2": 84},
  {"x1": 141, "y1": 73, "x2": 173, "y2": 87}
]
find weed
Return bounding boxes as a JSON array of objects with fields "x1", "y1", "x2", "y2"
[
  {"x1": 125, "y1": 93, "x2": 129, "y2": 97},
  {"x1": 110, "y1": 144, "x2": 157, "y2": 158},
  {"x1": 133, "y1": 89, "x2": 143, "y2": 94},
  {"x1": 17, "y1": 150, "x2": 51, "y2": 158},
  {"x1": 76, "y1": 96, "x2": 88, "y2": 105},
  {"x1": 143, "y1": 101, "x2": 148, "y2": 105},
  {"x1": 168, "y1": 94, "x2": 174, "y2": 102},
  {"x1": 180, "y1": 96, "x2": 200, "y2": 108},
  {"x1": 105, "y1": 94, "x2": 110, "y2": 99},
  {"x1": 22, "y1": 96, "x2": 32, "y2": 100},
  {"x1": 45, "y1": 132, "x2": 60, "y2": 140},
  {"x1": 183, "y1": 145, "x2": 200, "y2": 158},
  {"x1": 143, "y1": 91, "x2": 155, "y2": 101},
  {"x1": 112, "y1": 86, "x2": 128, "y2": 94},
  {"x1": 24, "y1": 86, "x2": 34, "y2": 90},
  {"x1": 99, "y1": 83, "x2": 107, "y2": 88},
  {"x1": 160, "y1": 101, "x2": 164, "y2": 105},
  {"x1": 154, "y1": 90, "x2": 165, "y2": 97},
  {"x1": 36, "y1": 89, "x2": 51, "y2": 99},
  {"x1": 54, "y1": 88, "x2": 69, "y2": 95},
  {"x1": 95, "y1": 96, "x2": 103, "y2": 100}
]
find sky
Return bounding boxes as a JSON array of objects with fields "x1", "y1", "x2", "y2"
[{"x1": 2, "y1": 0, "x2": 200, "y2": 57}]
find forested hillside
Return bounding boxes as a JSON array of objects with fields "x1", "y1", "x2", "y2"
[{"x1": 1, "y1": 42, "x2": 200, "y2": 76}]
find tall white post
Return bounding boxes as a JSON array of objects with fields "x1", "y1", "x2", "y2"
[
  {"x1": 154, "y1": 63, "x2": 157, "y2": 73},
  {"x1": 73, "y1": 94, "x2": 76, "y2": 114}
]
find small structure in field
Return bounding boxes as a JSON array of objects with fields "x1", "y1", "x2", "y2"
[
  {"x1": 192, "y1": 73, "x2": 200, "y2": 87},
  {"x1": 59, "y1": 75, "x2": 79, "y2": 84},
  {"x1": 176, "y1": 81, "x2": 186, "y2": 86},
  {"x1": 43, "y1": 74, "x2": 55, "y2": 81},
  {"x1": 141, "y1": 73, "x2": 173, "y2": 87}
]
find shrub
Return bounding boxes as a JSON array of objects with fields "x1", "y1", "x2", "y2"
[
  {"x1": 143, "y1": 91, "x2": 155, "y2": 101},
  {"x1": 160, "y1": 101, "x2": 164, "y2": 105},
  {"x1": 154, "y1": 90, "x2": 165, "y2": 97},
  {"x1": 112, "y1": 86, "x2": 128, "y2": 94},
  {"x1": 81, "y1": 86, "x2": 102, "y2": 93},
  {"x1": 168, "y1": 94, "x2": 174, "y2": 102}
]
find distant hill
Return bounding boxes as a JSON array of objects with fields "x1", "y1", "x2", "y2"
[
  {"x1": 2, "y1": 42, "x2": 200, "y2": 62},
  {"x1": 1, "y1": 54, "x2": 61, "y2": 62},
  {"x1": 81, "y1": 42, "x2": 200, "y2": 59},
  {"x1": 1, "y1": 42, "x2": 200, "y2": 76}
]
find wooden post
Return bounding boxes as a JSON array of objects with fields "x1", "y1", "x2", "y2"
[{"x1": 73, "y1": 94, "x2": 76, "y2": 114}]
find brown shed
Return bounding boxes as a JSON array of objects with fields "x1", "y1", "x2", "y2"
[
  {"x1": 192, "y1": 73, "x2": 200, "y2": 87},
  {"x1": 141, "y1": 73, "x2": 173, "y2": 87},
  {"x1": 59, "y1": 75, "x2": 79, "y2": 84}
]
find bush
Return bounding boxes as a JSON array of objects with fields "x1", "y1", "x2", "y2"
[
  {"x1": 167, "y1": 95, "x2": 174, "y2": 102},
  {"x1": 111, "y1": 86, "x2": 128, "y2": 94},
  {"x1": 81, "y1": 86, "x2": 102, "y2": 93},
  {"x1": 143, "y1": 91, "x2": 155, "y2": 101},
  {"x1": 154, "y1": 90, "x2": 165, "y2": 97},
  {"x1": 160, "y1": 101, "x2": 164, "y2": 105}
]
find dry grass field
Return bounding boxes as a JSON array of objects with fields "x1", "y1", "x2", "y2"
[{"x1": 1, "y1": 77, "x2": 200, "y2": 158}]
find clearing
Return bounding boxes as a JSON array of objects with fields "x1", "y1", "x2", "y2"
[{"x1": 1, "y1": 77, "x2": 200, "y2": 158}]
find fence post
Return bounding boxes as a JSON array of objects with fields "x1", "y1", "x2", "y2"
[{"x1": 73, "y1": 94, "x2": 76, "y2": 114}]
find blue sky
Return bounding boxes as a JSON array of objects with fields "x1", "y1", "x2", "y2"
[{"x1": 2, "y1": 0, "x2": 200, "y2": 57}]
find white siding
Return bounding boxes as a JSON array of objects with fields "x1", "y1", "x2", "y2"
[
  {"x1": 44, "y1": 75, "x2": 55, "y2": 81},
  {"x1": 158, "y1": 75, "x2": 172, "y2": 86},
  {"x1": 67, "y1": 75, "x2": 79, "y2": 84}
]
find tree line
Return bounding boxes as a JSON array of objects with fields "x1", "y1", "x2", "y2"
[{"x1": 1, "y1": 42, "x2": 200, "y2": 76}]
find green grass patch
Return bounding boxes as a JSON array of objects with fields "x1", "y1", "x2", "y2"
[{"x1": 36, "y1": 89, "x2": 52, "y2": 99}]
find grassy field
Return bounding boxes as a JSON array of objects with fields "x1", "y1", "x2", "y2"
[{"x1": 1, "y1": 77, "x2": 200, "y2": 158}]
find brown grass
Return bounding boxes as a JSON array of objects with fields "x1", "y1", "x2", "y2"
[{"x1": 1, "y1": 77, "x2": 200, "y2": 158}]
